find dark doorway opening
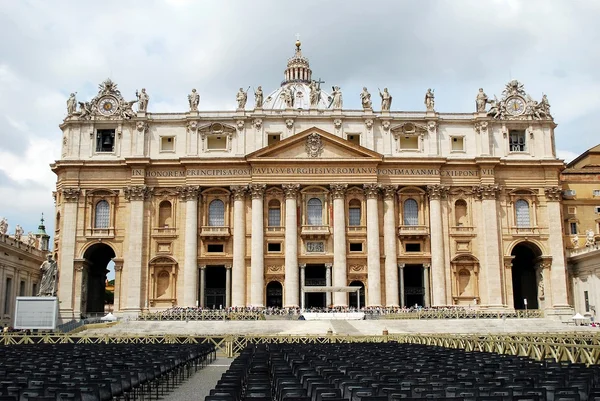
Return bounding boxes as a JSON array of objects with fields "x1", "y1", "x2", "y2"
[
  {"x1": 266, "y1": 281, "x2": 283, "y2": 308},
  {"x1": 404, "y1": 264, "x2": 425, "y2": 307},
  {"x1": 348, "y1": 280, "x2": 365, "y2": 308},
  {"x1": 511, "y1": 243, "x2": 541, "y2": 309},
  {"x1": 304, "y1": 264, "x2": 326, "y2": 308},
  {"x1": 82, "y1": 244, "x2": 116, "y2": 314},
  {"x1": 205, "y1": 265, "x2": 226, "y2": 309}
]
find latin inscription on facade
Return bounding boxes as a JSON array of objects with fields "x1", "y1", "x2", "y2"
[{"x1": 306, "y1": 242, "x2": 325, "y2": 253}]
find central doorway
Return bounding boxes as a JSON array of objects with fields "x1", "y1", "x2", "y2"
[
  {"x1": 266, "y1": 281, "x2": 283, "y2": 307},
  {"x1": 404, "y1": 264, "x2": 425, "y2": 307},
  {"x1": 205, "y1": 265, "x2": 226, "y2": 309},
  {"x1": 511, "y1": 243, "x2": 541, "y2": 309},
  {"x1": 304, "y1": 264, "x2": 326, "y2": 308}
]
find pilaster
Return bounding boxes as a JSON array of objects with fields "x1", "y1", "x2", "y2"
[
  {"x1": 331, "y1": 183, "x2": 348, "y2": 307},
  {"x1": 382, "y1": 185, "x2": 399, "y2": 307},
  {"x1": 230, "y1": 185, "x2": 247, "y2": 307},
  {"x1": 364, "y1": 183, "x2": 381, "y2": 306},
  {"x1": 283, "y1": 184, "x2": 300, "y2": 307},
  {"x1": 57, "y1": 187, "x2": 80, "y2": 320},
  {"x1": 427, "y1": 184, "x2": 448, "y2": 306},
  {"x1": 249, "y1": 183, "x2": 266, "y2": 307},
  {"x1": 177, "y1": 185, "x2": 200, "y2": 307}
]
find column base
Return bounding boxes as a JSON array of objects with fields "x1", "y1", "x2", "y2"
[
  {"x1": 121, "y1": 309, "x2": 141, "y2": 319},
  {"x1": 546, "y1": 305, "x2": 575, "y2": 321}
]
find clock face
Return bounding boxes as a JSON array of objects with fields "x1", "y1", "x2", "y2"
[
  {"x1": 506, "y1": 97, "x2": 525, "y2": 115},
  {"x1": 98, "y1": 96, "x2": 118, "y2": 116}
]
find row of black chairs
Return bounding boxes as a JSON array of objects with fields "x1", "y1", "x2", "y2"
[
  {"x1": 0, "y1": 342, "x2": 215, "y2": 401},
  {"x1": 206, "y1": 342, "x2": 600, "y2": 401}
]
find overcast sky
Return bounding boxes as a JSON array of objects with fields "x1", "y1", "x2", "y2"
[{"x1": 1, "y1": 0, "x2": 599, "y2": 241}]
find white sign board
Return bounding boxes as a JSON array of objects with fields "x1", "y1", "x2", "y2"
[{"x1": 14, "y1": 297, "x2": 59, "y2": 330}]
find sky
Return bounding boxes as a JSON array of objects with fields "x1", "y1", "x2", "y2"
[{"x1": 1, "y1": 0, "x2": 599, "y2": 244}]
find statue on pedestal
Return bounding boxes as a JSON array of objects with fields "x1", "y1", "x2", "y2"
[
  {"x1": 188, "y1": 89, "x2": 200, "y2": 111},
  {"x1": 236, "y1": 87, "x2": 248, "y2": 109},
  {"x1": 136, "y1": 88, "x2": 149, "y2": 112},
  {"x1": 360, "y1": 87, "x2": 372, "y2": 110},
  {"x1": 254, "y1": 86, "x2": 263, "y2": 108},
  {"x1": 379, "y1": 88, "x2": 392, "y2": 111},
  {"x1": 476, "y1": 88, "x2": 489, "y2": 112},
  {"x1": 424, "y1": 88, "x2": 435, "y2": 111},
  {"x1": 14, "y1": 225, "x2": 23, "y2": 242},
  {"x1": 66, "y1": 93, "x2": 77, "y2": 115},
  {"x1": 328, "y1": 86, "x2": 343, "y2": 109},
  {"x1": 0, "y1": 217, "x2": 7, "y2": 235},
  {"x1": 309, "y1": 80, "x2": 321, "y2": 107},
  {"x1": 38, "y1": 254, "x2": 58, "y2": 297},
  {"x1": 586, "y1": 229, "x2": 596, "y2": 247}
]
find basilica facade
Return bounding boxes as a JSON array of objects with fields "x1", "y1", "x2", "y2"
[{"x1": 52, "y1": 41, "x2": 571, "y2": 318}]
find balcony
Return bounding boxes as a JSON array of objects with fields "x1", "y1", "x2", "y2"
[
  {"x1": 200, "y1": 225, "x2": 231, "y2": 239},
  {"x1": 347, "y1": 225, "x2": 366, "y2": 236},
  {"x1": 510, "y1": 226, "x2": 540, "y2": 236},
  {"x1": 85, "y1": 227, "x2": 115, "y2": 238},
  {"x1": 398, "y1": 225, "x2": 429, "y2": 238},
  {"x1": 450, "y1": 225, "x2": 476, "y2": 237},
  {"x1": 300, "y1": 225, "x2": 331, "y2": 239},
  {"x1": 266, "y1": 226, "x2": 284, "y2": 237},
  {"x1": 152, "y1": 227, "x2": 178, "y2": 238}
]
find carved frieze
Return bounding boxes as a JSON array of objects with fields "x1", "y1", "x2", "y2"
[
  {"x1": 306, "y1": 133, "x2": 324, "y2": 158},
  {"x1": 123, "y1": 185, "x2": 153, "y2": 201}
]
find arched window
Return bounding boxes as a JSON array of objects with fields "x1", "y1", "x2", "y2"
[
  {"x1": 515, "y1": 199, "x2": 530, "y2": 228},
  {"x1": 158, "y1": 201, "x2": 172, "y2": 227},
  {"x1": 268, "y1": 199, "x2": 281, "y2": 227},
  {"x1": 208, "y1": 199, "x2": 225, "y2": 226},
  {"x1": 455, "y1": 199, "x2": 467, "y2": 226},
  {"x1": 94, "y1": 200, "x2": 110, "y2": 228},
  {"x1": 307, "y1": 198, "x2": 322, "y2": 225},
  {"x1": 403, "y1": 199, "x2": 418, "y2": 226},
  {"x1": 348, "y1": 199, "x2": 361, "y2": 226}
]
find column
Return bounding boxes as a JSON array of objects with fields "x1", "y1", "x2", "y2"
[
  {"x1": 427, "y1": 185, "x2": 447, "y2": 306},
  {"x1": 364, "y1": 184, "x2": 382, "y2": 306},
  {"x1": 199, "y1": 265, "x2": 206, "y2": 308},
  {"x1": 123, "y1": 185, "x2": 152, "y2": 315},
  {"x1": 503, "y1": 256, "x2": 515, "y2": 309},
  {"x1": 225, "y1": 265, "x2": 232, "y2": 308},
  {"x1": 423, "y1": 263, "x2": 431, "y2": 307},
  {"x1": 112, "y1": 258, "x2": 123, "y2": 313},
  {"x1": 474, "y1": 184, "x2": 503, "y2": 307},
  {"x1": 325, "y1": 263, "x2": 332, "y2": 307},
  {"x1": 283, "y1": 184, "x2": 300, "y2": 307},
  {"x1": 331, "y1": 184, "x2": 348, "y2": 307},
  {"x1": 383, "y1": 185, "x2": 399, "y2": 307},
  {"x1": 398, "y1": 263, "x2": 405, "y2": 308},
  {"x1": 300, "y1": 264, "x2": 306, "y2": 310},
  {"x1": 545, "y1": 187, "x2": 571, "y2": 310},
  {"x1": 179, "y1": 186, "x2": 200, "y2": 307},
  {"x1": 230, "y1": 186, "x2": 247, "y2": 307},
  {"x1": 249, "y1": 184, "x2": 266, "y2": 307},
  {"x1": 57, "y1": 188, "x2": 80, "y2": 320},
  {"x1": 73, "y1": 260, "x2": 87, "y2": 318}
]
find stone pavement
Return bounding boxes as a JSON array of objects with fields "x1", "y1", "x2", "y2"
[{"x1": 160, "y1": 357, "x2": 232, "y2": 401}]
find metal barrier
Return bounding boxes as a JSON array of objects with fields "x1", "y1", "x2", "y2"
[
  {"x1": 380, "y1": 309, "x2": 544, "y2": 319},
  {"x1": 138, "y1": 311, "x2": 265, "y2": 321}
]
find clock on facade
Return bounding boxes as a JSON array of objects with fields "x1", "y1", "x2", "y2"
[
  {"x1": 506, "y1": 96, "x2": 525, "y2": 116},
  {"x1": 97, "y1": 96, "x2": 118, "y2": 116}
]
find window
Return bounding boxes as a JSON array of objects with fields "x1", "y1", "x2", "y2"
[
  {"x1": 570, "y1": 222, "x2": 578, "y2": 235},
  {"x1": 94, "y1": 200, "x2": 110, "y2": 229},
  {"x1": 96, "y1": 129, "x2": 115, "y2": 152},
  {"x1": 208, "y1": 199, "x2": 225, "y2": 226},
  {"x1": 349, "y1": 243, "x2": 363, "y2": 252},
  {"x1": 515, "y1": 199, "x2": 530, "y2": 228},
  {"x1": 32, "y1": 283, "x2": 37, "y2": 296},
  {"x1": 207, "y1": 244, "x2": 224, "y2": 253},
  {"x1": 160, "y1": 136, "x2": 175, "y2": 152},
  {"x1": 268, "y1": 134, "x2": 281, "y2": 146},
  {"x1": 509, "y1": 130, "x2": 526, "y2": 152},
  {"x1": 348, "y1": 199, "x2": 361, "y2": 226},
  {"x1": 19, "y1": 281, "x2": 25, "y2": 297},
  {"x1": 268, "y1": 200, "x2": 281, "y2": 226},
  {"x1": 207, "y1": 136, "x2": 227, "y2": 150},
  {"x1": 156, "y1": 271, "x2": 170, "y2": 298},
  {"x1": 585, "y1": 291, "x2": 590, "y2": 312},
  {"x1": 451, "y1": 137, "x2": 464, "y2": 152},
  {"x1": 595, "y1": 206, "x2": 600, "y2": 214},
  {"x1": 307, "y1": 198, "x2": 322, "y2": 225},
  {"x1": 594, "y1": 190, "x2": 600, "y2": 197},
  {"x1": 267, "y1": 243, "x2": 281, "y2": 252},
  {"x1": 4, "y1": 278, "x2": 11, "y2": 314},
  {"x1": 455, "y1": 200, "x2": 467, "y2": 226},
  {"x1": 405, "y1": 243, "x2": 421, "y2": 252},
  {"x1": 400, "y1": 136, "x2": 419, "y2": 150},
  {"x1": 158, "y1": 201, "x2": 172, "y2": 227},
  {"x1": 347, "y1": 133, "x2": 360, "y2": 146},
  {"x1": 403, "y1": 199, "x2": 418, "y2": 226}
]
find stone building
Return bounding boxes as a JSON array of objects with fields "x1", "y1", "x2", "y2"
[
  {"x1": 0, "y1": 217, "x2": 49, "y2": 327},
  {"x1": 52, "y1": 40, "x2": 571, "y2": 318}
]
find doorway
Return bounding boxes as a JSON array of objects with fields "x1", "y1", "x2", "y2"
[
  {"x1": 82, "y1": 243, "x2": 116, "y2": 314},
  {"x1": 348, "y1": 280, "x2": 365, "y2": 308},
  {"x1": 511, "y1": 243, "x2": 541, "y2": 309},
  {"x1": 304, "y1": 264, "x2": 326, "y2": 308},
  {"x1": 266, "y1": 281, "x2": 283, "y2": 308},
  {"x1": 404, "y1": 264, "x2": 425, "y2": 307},
  {"x1": 205, "y1": 265, "x2": 226, "y2": 309}
]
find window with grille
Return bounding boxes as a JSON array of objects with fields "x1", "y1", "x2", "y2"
[
  {"x1": 307, "y1": 198, "x2": 322, "y2": 225},
  {"x1": 94, "y1": 200, "x2": 110, "y2": 228},
  {"x1": 509, "y1": 130, "x2": 526, "y2": 152},
  {"x1": 208, "y1": 199, "x2": 225, "y2": 226},
  {"x1": 268, "y1": 200, "x2": 281, "y2": 226},
  {"x1": 403, "y1": 199, "x2": 418, "y2": 226},
  {"x1": 515, "y1": 199, "x2": 530, "y2": 227},
  {"x1": 348, "y1": 199, "x2": 361, "y2": 226},
  {"x1": 570, "y1": 222, "x2": 578, "y2": 235}
]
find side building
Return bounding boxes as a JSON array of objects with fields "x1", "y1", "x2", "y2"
[{"x1": 51, "y1": 41, "x2": 571, "y2": 319}]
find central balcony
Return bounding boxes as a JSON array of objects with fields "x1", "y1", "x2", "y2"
[
  {"x1": 152, "y1": 227, "x2": 178, "y2": 238},
  {"x1": 85, "y1": 227, "x2": 115, "y2": 239},
  {"x1": 300, "y1": 225, "x2": 331, "y2": 239},
  {"x1": 398, "y1": 225, "x2": 429, "y2": 238},
  {"x1": 200, "y1": 225, "x2": 231, "y2": 239}
]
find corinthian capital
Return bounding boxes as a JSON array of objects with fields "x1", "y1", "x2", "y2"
[
  {"x1": 363, "y1": 183, "x2": 381, "y2": 199},
  {"x1": 382, "y1": 185, "x2": 397, "y2": 200},
  {"x1": 230, "y1": 185, "x2": 247, "y2": 200},
  {"x1": 123, "y1": 185, "x2": 153, "y2": 201},
  {"x1": 61, "y1": 187, "x2": 81, "y2": 202},
  {"x1": 176, "y1": 185, "x2": 200, "y2": 201},
  {"x1": 249, "y1": 183, "x2": 266, "y2": 199},
  {"x1": 282, "y1": 184, "x2": 300, "y2": 199},
  {"x1": 472, "y1": 184, "x2": 501, "y2": 200},
  {"x1": 330, "y1": 184, "x2": 348, "y2": 199},
  {"x1": 544, "y1": 186, "x2": 562, "y2": 201},
  {"x1": 426, "y1": 184, "x2": 448, "y2": 200}
]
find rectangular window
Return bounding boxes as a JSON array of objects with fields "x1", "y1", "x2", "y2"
[
  {"x1": 509, "y1": 130, "x2": 526, "y2": 152},
  {"x1": 594, "y1": 190, "x2": 600, "y2": 197},
  {"x1": 347, "y1": 133, "x2": 360, "y2": 146},
  {"x1": 4, "y1": 278, "x2": 12, "y2": 314},
  {"x1": 585, "y1": 291, "x2": 590, "y2": 312},
  {"x1": 207, "y1": 136, "x2": 227, "y2": 150},
  {"x1": 400, "y1": 136, "x2": 419, "y2": 150},
  {"x1": 595, "y1": 206, "x2": 600, "y2": 214},
  {"x1": 349, "y1": 243, "x2": 363, "y2": 252},
  {"x1": 405, "y1": 243, "x2": 421, "y2": 252},
  {"x1": 160, "y1": 136, "x2": 175, "y2": 152},
  {"x1": 570, "y1": 222, "x2": 578, "y2": 235},
  {"x1": 451, "y1": 137, "x2": 464, "y2": 152},
  {"x1": 96, "y1": 129, "x2": 115, "y2": 152},
  {"x1": 567, "y1": 207, "x2": 577, "y2": 215},
  {"x1": 267, "y1": 134, "x2": 281, "y2": 146},
  {"x1": 19, "y1": 281, "x2": 25, "y2": 297},
  {"x1": 207, "y1": 244, "x2": 224, "y2": 253},
  {"x1": 268, "y1": 208, "x2": 281, "y2": 227},
  {"x1": 267, "y1": 243, "x2": 281, "y2": 252}
]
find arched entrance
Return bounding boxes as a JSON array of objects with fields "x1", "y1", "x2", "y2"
[
  {"x1": 266, "y1": 281, "x2": 283, "y2": 308},
  {"x1": 511, "y1": 242, "x2": 542, "y2": 309},
  {"x1": 348, "y1": 280, "x2": 365, "y2": 308},
  {"x1": 82, "y1": 243, "x2": 116, "y2": 314},
  {"x1": 205, "y1": 265, "x2": 226, "y2": 309}
]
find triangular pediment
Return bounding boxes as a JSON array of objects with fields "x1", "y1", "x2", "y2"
[{"x1": 246, "y1": 127, "x2": 382, "y2": 162}]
